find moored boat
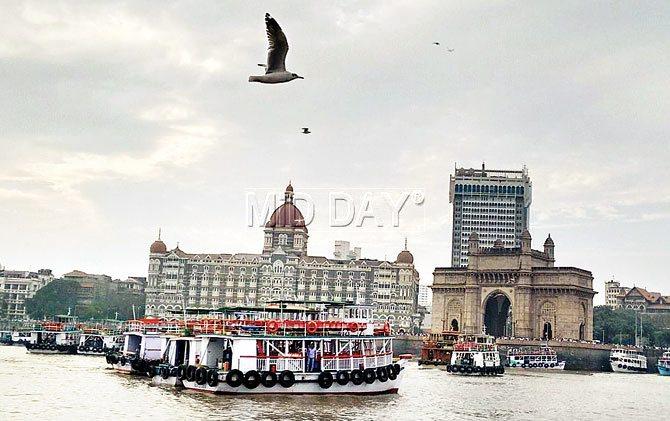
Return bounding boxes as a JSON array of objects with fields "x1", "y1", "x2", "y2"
[
  {"x1": 152, "y1": 336, "x2": 202, "y2": 387},
  {"x1": 447, "y1": 332, "x2": 504, "y2": 375},
  {"x1": 77, "y1": 329, "x2": 123, "y2": 356},
  {"x1": 418, "y1": 331, "x2": 459, "y2": 366},
  {"x1": 107, "y1": 319, "x2": 176, "y2": 376},
  {"x1": 506, "y1": 344, "x2": 565, "y2": 370},
  {"x1": 609, "y1": 347, "x2": 647, "y2": 373},
  {"x1": 24, "y1": 317, "x2": 81, "y2": 354},
  {"x1": 170, "y1": 301, "x2": 403, "y2": 395},
  {"x1": 657, "y1": 351, "x2": 670, "y2": 376}
]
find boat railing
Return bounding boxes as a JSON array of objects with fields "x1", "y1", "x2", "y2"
[
  {"x1": 242, "y1": 356, "x2": 305, "y2": 373},
  {"x1": 321, "y1": 352, "x2": 393, "y2": 371}
]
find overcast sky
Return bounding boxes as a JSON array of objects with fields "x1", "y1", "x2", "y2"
[{"x1": 1, "y1": 1, "x2": 669, "y2": 304}]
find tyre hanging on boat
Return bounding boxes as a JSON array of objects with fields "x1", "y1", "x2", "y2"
[
  {"x1": 260, "y1": 371, "x2": 277, "y2": 387},
  {"x1": 317, "y1": 371, "x2": 334, "y2": 389},
  {"x1": 178, "y1": 365, "x2": 187, "y2": 380},
  {"x1": 195, "y1": 367, "x2": 208, "y2": 385},
  {"x1": 335, "y1": 370, "x2": 350, "y2": 385},
  {"x1": 376, "y1": 367, "x2": 388, "y2": 382},
  {"x1": 207, "y1": 370, "x2": 219, "y2": 387},
  {"x1": 350, "y1": 369, "x2": 364, "y2": 385},
  {"x1": 186, "y1": 365, "x2": 197, "y2": 382},
  {"x1": 363, "y1": 368, "x2": 376, "y2": 384},
  {"x1": 226, "y1": 369, "x2": 244, "y2": 387},
  {"x1": 161, "y1": 366, "x2": 170, "y2": 380},
  {"x1": 278, "y1": 370, "x2": 295, "y2": 388},
  {"x1": 387, "y1": 364, "x2": 397, "y2": 380},
  {"x1": 244, "y1": 370, "x2": 261, "y2": 389}
]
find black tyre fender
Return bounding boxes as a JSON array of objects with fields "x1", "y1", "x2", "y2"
[
  {"x1": 178, "y1": 365, "x2": 187, "y2": 380},
  {"x1": 393, "y1": 363, "x2": 401, "y2": 375},
  {"x1": 278, "y1": 370, "x2": 295, "y2": 388},
  {"x1": 387, "y1": 365, "x2": 397, "y2": 380},
  {"x1": 335, "y1": 370, "x2": 350, "y2": 386},
  {"x1": 244, "y1": 370, "x2": 261, "y2": 389},
  {"x1": 466, "y1": 366, "x2": 473, "y2": 374},
  {"x1": 226, "y1": 369, "x2": 244, "y2": 388},
  {"x1": 207, "y1": 369, "x2": 219, "y2": 387},
  {"x1": 186, "y1": 365, "x2": 197, "y2": 382},
  {"x1": 260, "y1": 371, "x2": 277, "y2": 388},
  {"x1": 195, "y1": 367, "x2": 208, "y2": 385},
  {"x1": 458, "y1": 366, "x2": 465, "y2": 373},
  {"x1": 376, "y1": 367, "x2": 388, "y2": 382},
  {"x1": 161, "y1": 366, "x2": 170, "y2": 379},
  {"x1": 446, "y1": 365, "x2": 452, "y2": 373},
  {"x1": 363, "y1": 368, "x2": 376, "y2": 384},
  {"x1": 350, "y1": 369, "x2": 364, "y2": 385},
  {"x1": 317, "y1": 371, "x2": 334, "y2": 389}
]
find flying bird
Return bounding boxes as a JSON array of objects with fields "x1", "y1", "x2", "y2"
[
  {"x1": 301, "y1": 128, "x2": 311, "y2": 134},
  {"x1": 432, "y1": 42, "x2": 440, "y2": 45},
  {"x1": 249, "y1": 13, "x2": 303, "y2": 84},
  {"x1": 447, "y1": 48, "x2": 455, "y2": 52}
]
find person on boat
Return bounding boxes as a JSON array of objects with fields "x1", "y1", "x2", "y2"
[{"x1": 307, "y1": 343, "x2": 317, "y2": 372}]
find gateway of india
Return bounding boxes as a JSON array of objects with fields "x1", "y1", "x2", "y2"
[
  {"x1": 432, "y1": 230, "x2": 596, "y2": 340},
  {"x1": 145, "y1": 183, "x2": 420, "y2": 332}
]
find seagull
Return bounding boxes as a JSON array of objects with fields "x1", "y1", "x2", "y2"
[
  {"x1": 447, "y1": 48, "x2": 455, "y2": 52},
  {"x1": 433, "y1": 42, "x2": 440, "y2": 45},
  {"x1": 249, "y1": 13, "x2": 304, "y2": 84},
  {"x1": 301, "y1": 128, "x2": 311, "y2": 134}
]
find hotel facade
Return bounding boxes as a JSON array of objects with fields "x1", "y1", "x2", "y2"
[{"x1": 145, "y1": 184, "x2": 421, "y2": 332}]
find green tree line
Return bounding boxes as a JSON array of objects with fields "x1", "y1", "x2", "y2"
[
  {"x1": 594, "y1": 305, "x2": 670, "y2": 347},
  {"x1": 26, "y1": 278, "x2": 145, "y2": 321}
]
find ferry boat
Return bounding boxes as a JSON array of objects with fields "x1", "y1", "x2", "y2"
[
  {"x1": 657, "y1": 351, "x2": 670, "y2": 376},
  {"x1": 10, "y1": 330, "x2": 35, "y2": 346},
  {"x1": 157, "y1": 301, "x2": 404, "y2": 395},
  {"x1": 609, "y1": 347, "x2": 647, "y2": 373},
  {"x1": 77, "y1": 330, "x2": 124, "y2": 356},
  {"x1": 418, "y1": 331, "x2": 459, "y2": 366},
  {"x1": 107, "y1": 319, "x2": 176, "y2": 375},
  {"x1": 0, "y1": 331, "x2": 12, "y2": 345},
  {"x1": 23, "y1": 317, "x2": 81, "y2": 354},
  {"x1": 506, "y1": 344, "x2": 566, "y2": 370},
  {"x1": 447, "y1": 332, "x2": 503, "y2": 375},
  {"x1": 152, "y1": 336, "x2": 202, "y2": 387}
]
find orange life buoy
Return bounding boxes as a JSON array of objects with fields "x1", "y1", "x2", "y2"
[
  {"x1": 266, "y1": 320, "x2": 281, "y2": 333},
  {"x1": 348, "y1": 322, "x2": 359, "y2": 333},
  {"x1": 383, "y1": 322, "x2": 391, "y2": 334},
  {"x1": 306, "y1": 320, "x2": 318, "y2": 334}
]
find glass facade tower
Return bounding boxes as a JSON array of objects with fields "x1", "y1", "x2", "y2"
[{"x1": 450, "y1": 164, "x2": 532, "y2": 267}]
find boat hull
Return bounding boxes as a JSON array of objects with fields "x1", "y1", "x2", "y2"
[
  {"x1": 181, "y1": 371, "x2": 402, "y2": 395},
  {"x1": 507, "y1": 361, "x2": 566, "y2": 370},
  {"x1": 151, "y1": 375, "x2": 183, "y2": 387},
  {"x1": 610, "y1": 362, "x2": 647, "y2": 373},
  {"x1": 658, "y1": 365, "x2": 670, "y2": 376}
]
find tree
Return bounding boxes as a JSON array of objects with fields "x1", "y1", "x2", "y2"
[
  {"x1": 594, "y1": 305, "x2": 670, "y2": 347},
  {"x1": 25, "y1": 279, "x2": 80, "y2": 319}
]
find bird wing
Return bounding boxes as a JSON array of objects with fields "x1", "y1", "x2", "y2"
[{"x1": 264, "y1": 13, "x2": 288, "y2": 73}]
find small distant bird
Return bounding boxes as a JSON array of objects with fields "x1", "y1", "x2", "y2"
[
  {"x1": 432, "y1": 42, "x2": 440, "y2": 45},
  {"x1": 249, "y1": 13, "x2": 304, "y2": 84},
  {"x1": 447, "y1": 48, "x2": 455, "y2": 52},
  {"x1": 301, "y1": 128, "x2": 311, "y2": 134}
]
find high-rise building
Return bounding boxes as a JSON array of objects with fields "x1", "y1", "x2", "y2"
[
  {"x1": 0, "y1": 268, "x2": 54, "y2": 319},
  {"x1": 146, "y1": 183, "x2": 421, "y2": 332},
  {"x1": 604, "y1": 279, "x2": 629, "y2": 308},
  {"x1": 450, "y1": 163, "x2": 532, "y2": 267}
]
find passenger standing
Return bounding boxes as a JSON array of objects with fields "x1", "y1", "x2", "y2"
[{"x1": 307, "y1": 343, "x2": 317, "y2": 372}]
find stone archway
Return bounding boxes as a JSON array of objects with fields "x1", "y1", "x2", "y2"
[{"x1": 483, "y1": 292, "x2": 512, "y2": 337}]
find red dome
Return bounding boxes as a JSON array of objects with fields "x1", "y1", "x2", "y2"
[
  {"x1": 265, "y1": 203, "x2": 307, "y2": 231},
  {"x1": 150, "y1": 239, "x2": 167, "y2": 254},
  {"x1": 396, "y1": 250, "x2": 414, "y2": 264}
]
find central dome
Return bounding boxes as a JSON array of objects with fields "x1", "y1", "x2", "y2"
[{"x1": 265, "y1": 183, "x2": 307, "y2": 231}]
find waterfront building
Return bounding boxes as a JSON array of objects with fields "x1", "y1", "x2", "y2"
[
  {"x1": 0, "y1": 268, "x2": 54, "y2": 319},
  {"x1": 450, "y1": 164, "x2": 532, "y2": 267},
  {"x1": 62, "y1": 270, "x2": 116, "y2": 305},
  {"x1": 432, "y1": 231, "x2": 595, "y2": 340},
  {"x1": 145, "y1": 183, "x2": 421, "y2": 332},
  {"x1": 116, "y1": 276, "x2": 146, "y2": 295},
  {"x1": 604, "y1": 280, "x2": 630, "y2": 308},
  {"x1": 606, "y1": 283, "x2": 670, "y2": 313}
]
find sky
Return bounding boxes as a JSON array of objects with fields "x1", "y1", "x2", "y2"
[{"x1": 1, "y1": 1, "x2": 669, "y2": 304}]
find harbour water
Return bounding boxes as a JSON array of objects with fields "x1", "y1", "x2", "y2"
[{"x1": 1, "y1": 346, "x2": 668, "y2": 420}]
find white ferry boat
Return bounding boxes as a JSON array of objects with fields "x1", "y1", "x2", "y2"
[
  {"x1": 154, "y1": 301, "x2": 404, "y2": 395},
  {"x1": 448, "y1": 332, "x2": 504, "y2": 375},
  {"x1": 610, "y1": 347, "x2": 647, "y2": 373},
  {"x1": 23, "y1": 316, "x2": 81, "y2": 354},
  {"x1": 658, "y1": 352, "x2": 670, "y2": 376},
  {"x1": 152, "y1": 336, "x2": 202, "y2": 387},
  {"x1": 77, "y1": 329, "x2": 124, "y2": 356},
  {"x1": 506, "y1": 344, "x2": 566, "y2": 370},
  {"x1": 107, "y1": 319, "x2": 175, "y2": 375}
]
